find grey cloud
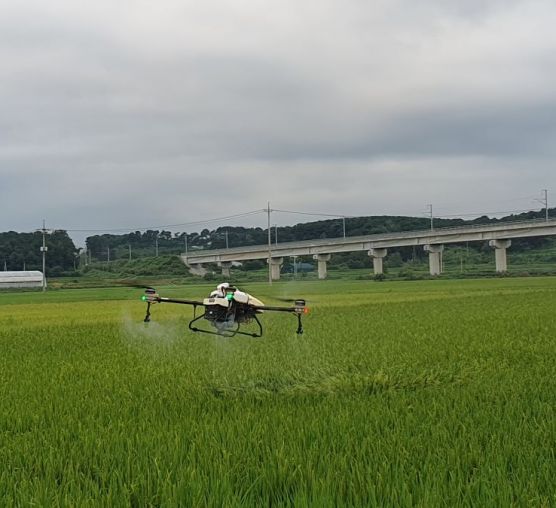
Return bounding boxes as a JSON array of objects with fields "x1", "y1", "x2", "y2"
[{"x1": 1, "y1": 0, "x2": 555, "y2": 240}]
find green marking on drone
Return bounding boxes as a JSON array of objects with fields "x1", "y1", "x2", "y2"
[
  {"x1": 226, "y1": 293, "x2": 234, "y2": 301},
  {"x1": 141, "y1": 295, "x2": 147, "y2": 301}
]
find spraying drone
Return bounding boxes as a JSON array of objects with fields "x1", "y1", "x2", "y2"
[{"x1": 141, "y1": 286, "x2": 308, "y2": 338}]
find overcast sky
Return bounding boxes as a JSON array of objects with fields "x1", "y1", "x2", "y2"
[{"x1": 1, "y1": 0, "x2": 555, "y2": 244}]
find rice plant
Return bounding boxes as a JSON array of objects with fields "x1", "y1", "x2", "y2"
[{"x1": 1, "y1": 278, "x2": 556, "y2": 506}]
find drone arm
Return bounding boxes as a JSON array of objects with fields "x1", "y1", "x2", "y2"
[
  {"x1": 156, "y1": 297, "x2": 204, "y2": 306},
  {"x1": 142, "y1": 292, "x2": 204, "y2": 323},
  {"x1": 254, "y1": 305, "x2": 298, "y2": 313}
]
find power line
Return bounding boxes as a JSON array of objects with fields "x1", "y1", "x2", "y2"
[
  {"x1": 432, "y1": 208, "x2": 544, "y2": 218},
  {"x1": 56, "y1": 210, "x2": 266, "y2": 233},
  {"x1": 534, "y1": 189, "x2": 549, "y2": 222},
  {"x1": 271, "y1": 208, "x2": 353, "y2": 238},
  {"x1": 426, "y1": 204, "x2": 433, "y2": 230},
  {"x1": 21, "y1": 199, "x2": 554, "y2": 239},
  {"x1": 272, "y1": 208, "x2": 355, "y2": 219}
]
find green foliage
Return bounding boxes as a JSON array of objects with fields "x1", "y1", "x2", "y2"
[
  {"x1": 239, "y1": 259, "x2": 266, "y2": 271},
  {"x1": 385, "y1": 251, "x2": 403, "y2": 267},
  {"x1": 82, "y1": 255, "x2": 190, "y2": 277},
  {"x1": 0, "y1": 230, "x2": 77, "y2": 271},
  {"x1": 2, "y1": 278, "x2": 556, "y2": 504}
]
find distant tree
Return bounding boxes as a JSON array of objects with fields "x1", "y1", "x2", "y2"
[{"x1": 0, "y1": 230, "x2": 77, "y2": 271}]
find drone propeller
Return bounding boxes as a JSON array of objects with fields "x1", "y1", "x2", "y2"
[
  {"x1": 274, "y1": 297, "x2": 316, "y2": 304},
  {"x1": 113, "y1": 280, "x2": 157, "y2": 290},
  {"x1": 135, "y1": 285, "x2": 156, "y2": 291}
]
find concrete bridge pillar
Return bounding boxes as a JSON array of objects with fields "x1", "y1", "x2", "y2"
[
  {"x1": 489, "y1": 239, "x2": 511, "y2": 273},
  {"x1": 218, "y1": 261, "x2": 232, "y2": 278},
  {"x1": 313, "y1": 254, "x2": 331, "y2": 279},
  {"x1": 424, "y1": 244, "x2": 444, "y2": 276},
  {"x1": 267, "y1": 257, "x2": 283, "y2": 280},
  {"x1": 368, "y1": 248, "x2": 388, "y2": 275}
]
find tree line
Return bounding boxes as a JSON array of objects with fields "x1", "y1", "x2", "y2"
[
  {"x1": 0, "y1": 231, "x2": 77, "y2": 274},
  {"x1": 1, "y1": 208, "x2": 554, "y2": 272}
]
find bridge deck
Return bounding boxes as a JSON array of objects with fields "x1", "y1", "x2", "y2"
[{"x1": 182, "y1": 218, "x2": 556, "y2": 264}]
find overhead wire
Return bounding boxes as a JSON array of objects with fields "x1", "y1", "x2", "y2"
[
  {"x1": 57, "y1": 210, "x2": 266, "y2": 233},
  {"x1": 29, "y1": 202, "x2": 551, "y2": 236},
  {"x1": 429, "y1": 208, "x2": 543, "y2": 218},
  {"x1": 272, "y1": 209, "x2": 355, "y2": 219}
]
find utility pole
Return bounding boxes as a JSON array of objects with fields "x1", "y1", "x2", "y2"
[
  {"x1": 274, "y1": 224, "x2": 278, "y2": 246},
  {"x1": 427, "y1": 204, "x2": 434, "y2": 230},
  {"x1": 155, "y1": 235, "x2": 159, "y2": 257},
  {"x1": 342, "y1": 216, "x2": 346, "y2": 238},
  {"x1": 39, "y1": 220, "x2": 49, "y2": 292},
  {"x1": 107, "y1": 246, "x2": 110, "y2": 263},
  {"x1": 267, "y1": 202, "x2": 272, "y2": 284},
  {"x1": 184, "y1": 234, "x2": 188, "y2": 256},
  {"x1": 225, "y1": 230, "x2": 229, "y2": 249},
  {"x1": 535, "y1": 189, "x2": 549, "y2": 222},
  {"x1": 128, "y1": 244, "x2": 132, "y2": 262}
]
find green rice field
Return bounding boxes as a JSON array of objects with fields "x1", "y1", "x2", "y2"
[{"x1": 1, "y1": 278, "x2": 556, "y2": 506}]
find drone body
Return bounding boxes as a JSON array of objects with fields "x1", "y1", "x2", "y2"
[{"x1": 142, "y1": 286, "x2": 307, "y2": 337}]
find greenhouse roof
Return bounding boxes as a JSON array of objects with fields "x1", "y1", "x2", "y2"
[{"x1": 0, "y1": 271, "x2": 43, "y2": 283}]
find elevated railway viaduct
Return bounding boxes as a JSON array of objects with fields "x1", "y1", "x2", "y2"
[{"x1": 181, "y1": 219, "x2": 556, "y2": 279}]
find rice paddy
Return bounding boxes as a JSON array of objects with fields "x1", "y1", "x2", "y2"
[{"x1": 1, "y1": 278, "x2": 556, "y2": 506}]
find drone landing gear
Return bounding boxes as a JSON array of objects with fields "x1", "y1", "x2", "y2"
[
  {"x1": 188, "y1": 314, "x2": 264, "y2": 338},
  {"x1": 144, "y1": 302, "x2": 152, "y2": 323},
  {"x1": 296, "y1": 313, "x2": 304, "y2": 335}
]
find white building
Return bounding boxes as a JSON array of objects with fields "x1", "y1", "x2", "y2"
[{"x1": 0, "y1": 271, "x2": 44, "y2": 289}]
